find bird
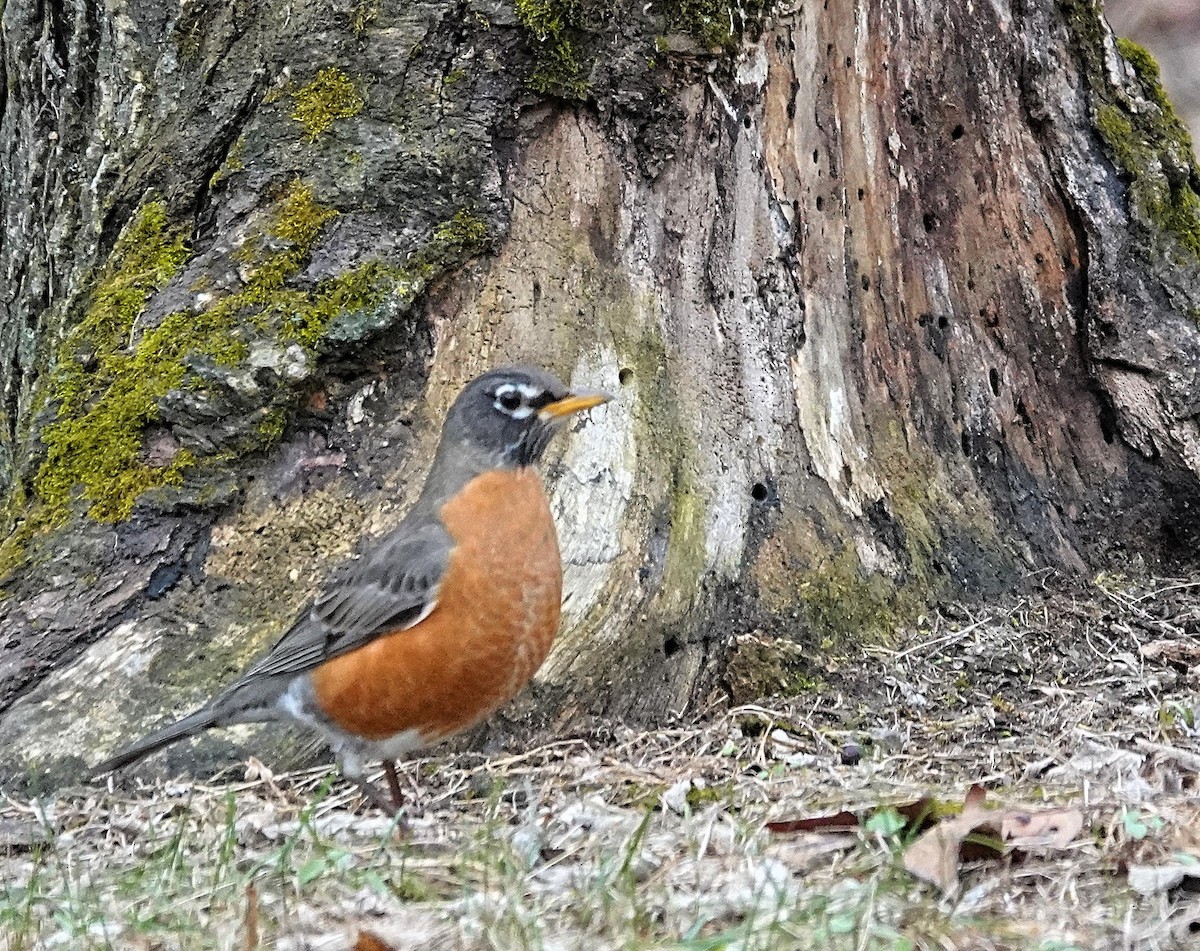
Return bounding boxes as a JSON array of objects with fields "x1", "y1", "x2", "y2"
[{"x1": 89, "y1": 366, "x2": 611, "y2": 815}]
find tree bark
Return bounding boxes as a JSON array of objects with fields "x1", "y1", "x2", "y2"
[{"x1": 0, "y1": 0, "x2": 1198, "y2": 788}]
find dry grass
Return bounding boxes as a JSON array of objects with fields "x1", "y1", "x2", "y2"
[{"x1": 2, "y1": 574, "x2": 1199, "y2": 950}]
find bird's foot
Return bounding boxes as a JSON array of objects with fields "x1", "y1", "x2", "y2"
[{"x1": 349, "y1": 776, "x2": 409, "y2": 831}]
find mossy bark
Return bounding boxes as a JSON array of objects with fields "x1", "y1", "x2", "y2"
[{"x1": 0, "y1": 0, "x2": 1198, "y2": 789}]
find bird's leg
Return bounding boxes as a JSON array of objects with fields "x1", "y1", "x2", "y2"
[
  {"x1": 338, "y1": 752, "x2": 406, "y2": 826},
  {"x1": 350, "y1": 774, "x2": 403, "y2": 819},
  {"x1": 384, "y1": 759, "x2": 404, "y2": 810}
]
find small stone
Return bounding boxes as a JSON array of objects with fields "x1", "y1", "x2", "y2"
[{"x1": 840, "y1": 743, "x2": 862, "y2": 766}]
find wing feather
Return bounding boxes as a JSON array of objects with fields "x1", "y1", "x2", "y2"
[{"x1": 234, "y1": 518, "x2": 453, "y2": 684}]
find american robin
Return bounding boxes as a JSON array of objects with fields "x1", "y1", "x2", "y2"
[{"x1": 90, "y1": 366, "x2": 611, "y2": 814}]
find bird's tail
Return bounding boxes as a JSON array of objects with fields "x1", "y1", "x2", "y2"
[{"x1": 88, "y1": 707, "x2": 223, "y2": 777}]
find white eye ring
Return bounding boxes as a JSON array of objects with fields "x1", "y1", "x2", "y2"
[{"x1": 493, "y1": 383, "x2": 534, "y2": 418}]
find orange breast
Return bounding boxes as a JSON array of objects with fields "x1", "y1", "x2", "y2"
[{"x1": 309, "y1": 468, "x2": 562, "y2": 742}]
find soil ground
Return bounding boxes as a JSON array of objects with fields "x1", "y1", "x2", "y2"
[{"x1": 2, "y1": 573, "x2": 1199, "y2": 950}]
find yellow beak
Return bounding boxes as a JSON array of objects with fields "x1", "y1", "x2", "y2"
[{"x1": 538, "y1": 389, "x2": 613, "y2": 420}]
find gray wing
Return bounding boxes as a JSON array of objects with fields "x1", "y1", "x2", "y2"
[{"x1": 233, "y1": 517, "x2": 453, "y2": 684}]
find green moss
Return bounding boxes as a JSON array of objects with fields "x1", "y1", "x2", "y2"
[
  {"x1": 393, "y1": 873, "x2": 438, "y2": 903},
  {"x1": 24, "y1": 183, "x2": 345, "y2": 527},
  {"x1": 431, "y1": 209, "x2": 490, "y2": 257},
  {"x1": 271, "y1": 180, "x2": 339, "y2": 246},
  {"x1": 1099, "y1": 41, "x2": 1200, "y2": 261},
  {"x1": 660, "y1": 460, "x2": 706, "y2": 607},
  {"x1": 514, "y1": 0, "x2": 771, "y2": 99},
  {"x1": 174, "y1": 15, "x2": 205, "y2": 62},
  {"x1": 255, "y1": 407, "x2": 288, "y2": 444},
  {"x1": 1059, "y1": 3, "x2": 1200, "y2": 264},
  {"x1": 877, "y1": 436, "x2": 942, "y2": 595},
  {"x1": 1115, "y1": 38, "x2": 1178, "y2": 117},
  {"x1": 277, "y1": 260, "x2": 403, "y2": 348},
  {"x1": 290, "y1": 67, "x2": 365, "y2": 142},
  {"x1": 9, "y1": 184, "x2": 493, "y2": 546},
  {"x1": 250, "y1": 199, "x2": 488, "y2": 349},
  {"x1": 617, "y1": 781, "x2": 668, "y2": 808},
  {"x1": 798, "y1": 546, "x2": 900, "y2": 646},
  {"x1": 208, "y1": 136, "x2": 246, "y2": 189},
  {"x1": 725, "y1": 632, "x2": 824, "y2": 704},
  {"x1": 685, "y1": 782, "x2": 734, "y2": 809},
  {"x1": 660, "y1": 0, "x2": 769, "y2": 50},
  {"x1": 0, "y1": 511, "x2": 39, "y2": 586},
  {"x1": 514, "y1": 0, "x2": 593, "y2": 99},
  {"x1": 32, "y1": 203, "x2": 193, "y2": 524},
  {"x1": 247, "y1": 196, "x2": 488, "y2": 350},
  {"x1": 351, "y1": 0, "x2": 377, "y2": 37},
  {"x1": 231, "y1": 180, "x2": 350, "y2": 347},
  {"x1": 772, "y1": 424, "x2": 974, "y2": 647},
  {"x1": 613, "y1": 320, "x2": 710, "y2": 616}
]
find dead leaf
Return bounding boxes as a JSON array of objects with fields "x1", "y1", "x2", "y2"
[
  {"x1": 355, "y1": 932, "x2": 397, "y2": 951},
  {"x1": 764, "y1": 834, "x2": 858, "y2": 874},
  {"x1": 903, "y1": 822, "x2": 969, "y2": 893},
  {"x1": 1002, "y1": 808, "x2": 1084, "y2": 850},
  {"x1": 1048, "y1": 737, "x2": 1144, "y2": 781},
  {"x1": 766, "y1": 797, "x2": 935, "y2": 835},
  {"x1": 902, "y1": 786, "x2": 1084, "y2": 894},
  {"x1": 766, "y1": 810, "x2": 859, "y2": 834},
  {"x1": 902, "y1": 785, "x2": 994, "y2": 894}
]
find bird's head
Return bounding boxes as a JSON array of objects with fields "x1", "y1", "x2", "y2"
[{"x1": 442, "y1": 366, "x2": 611, "y2": 468}]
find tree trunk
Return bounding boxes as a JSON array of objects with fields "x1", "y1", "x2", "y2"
[{"x1": 1, "y1": 0, "x2": 1198, "y2": 788}]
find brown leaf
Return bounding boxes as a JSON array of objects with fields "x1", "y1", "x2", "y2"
[
  {"x1": 767, "y1": 797, "x2": 936, "y2": 835},
  {"x1": 903, "y1": 819, "x2": 973, "y2": 893},
  {"x1": 356, "y1": 932, "x2": 397, "y2": 951},
  {"x1": 904, "y1": 786, "x2": 1086, "y2": 894},
  {"x1": 1001, "y1": 808, "x2": 1084, "y2": 849},
  {"x1": 766, "y1": 810, "x2": 859, "y2": 834},
  {"x1": 902, "y1": 785, "x2": 993, "y2": 894}
]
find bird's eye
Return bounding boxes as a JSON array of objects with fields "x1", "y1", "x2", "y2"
[{"x1": 497, "y1": 390, "x2": 522, "y2": 412}]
